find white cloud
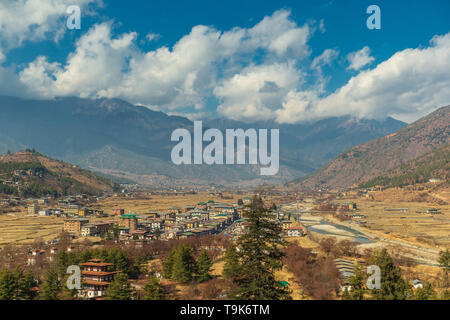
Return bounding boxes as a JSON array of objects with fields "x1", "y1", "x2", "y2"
[
  {"x1": 276, "y1": 33, "x2": 450, "y2": 123},
  {"x1": 18, "y1": 9, "x2": 312, "y2": 114},
  {"x1": 319, "y1": 19, "x2": 325, "y2": 33},
  {"x1": 145, "y1": 33, "x2": 161, "y2": 42},
  {"x1": 0, "y1": 0, "x2": 98, "y2": 51},
  {"x1": 311, "y1": 48, "x2": 339, "y2": 69},
  {"x1": 246, "y1": 9, "x2": 311, "y2": 58},
  {"x1": 5, "y1": 3, "x2": 450, "y2": 125},
  {"x1": 346, "y1": 46, "x2": 375, "y2": 71},
  {"x1": 215, "y1": 62, "x2": 302, "y2": 122},
  {"x1": 20, "y1": 22, "x2": 137, "y2": 98}
]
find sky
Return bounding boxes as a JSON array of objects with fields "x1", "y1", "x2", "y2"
[{"x1": 0, "y1": 0, "x2": 449, "y2": 123}]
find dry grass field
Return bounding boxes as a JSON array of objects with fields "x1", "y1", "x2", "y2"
[
  {"x1": 0, "y1": 213, "x2": 63, "y2": 246},
  {"x1": 94, "y1": 192, "x2": 247, "y2": 213},
  {"x1": 340, "y1": 197, "x2": 450, "y2": 249}
]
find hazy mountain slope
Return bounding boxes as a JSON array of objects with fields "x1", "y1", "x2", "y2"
[
  {"x1": 292, "y1": 105, "x2": 450, "y2": 190},
  {"x1": 0, "y1": 95, "x2": 406, "y2": 185}
]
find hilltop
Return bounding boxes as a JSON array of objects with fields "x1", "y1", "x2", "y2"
[
  {"x1": 0, "y1": 150, "x2": 118, "y2": 197},
  {"x1": 291, "y1": 105, "x2": 450, "y2": 190}
]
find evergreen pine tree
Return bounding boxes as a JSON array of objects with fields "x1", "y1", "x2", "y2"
[
  {"x1": 414, "y1": 282, "x2": 438, "y2": 300},
  {"x1": 348, "y1": 268, "x2": 366, "y2": 300},
  {"x1": 222, "y1": 244, "x2": 241, "y2": 280},
  {"x1": 231, "y1": 196, "x2": 291, "y2": 300},
  {"x1": 369, "y1": 249, "x2": 409, "y2": 300},
  {"x1": 142, "y1": 275, "x2": 166, "y2": 300},
  {"x1": 56, "y1": 251, "x2": 69, "y2": 278},
  {"x1": 105, "y1": 273, "x2": 133, "y2": 300},
  {"x1": 438, "y1": 249, "x2": 450, "y2": 287},
  {"x1": 40, "y1": 268, "x2": 61, "y2": 300},
  {"x1": 163, "y1": 249, "x2": 176, "y2": 279},
  {"x1": 0, "y1": 269, "x2": 17, "y2": 300},
  {"x1": 196, "y1": 250, "x2": 213, "y2": 282},
  {"x1": 171, "y1": 244, "x2": 196, "y2": 284},
  {"x1": 14, "y1": 268, "x2": 36, "y2": 300}
]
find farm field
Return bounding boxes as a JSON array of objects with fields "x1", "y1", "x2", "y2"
[
  {"x1": 340, "y1": 198, "x2": 450, "y2": 249},
  {"x1": 0, "y1": 214, "x2": 63, "y2": 246}
]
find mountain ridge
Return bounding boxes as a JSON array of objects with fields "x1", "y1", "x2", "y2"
[
  {"x1": 291, "y1": 105, "x2": 450, "y2": 190},
  {"x1": 0, "y1": 95, "x2": 407, "y2": 185}
]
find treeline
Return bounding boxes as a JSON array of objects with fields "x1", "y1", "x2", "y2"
[
  {"x1": 0, "y1": 161, "x2": 48, "y2": 174},
  {"x1": 0, "y1": 183, "x2": 18, "y2": 195},
  {"x1": 359, "y1": 145, "x2": 450, "y2": 188},
  {"x1": 0, "y1": 268, "x2": 37, "y2": 300},
  {"x1": 163, "y1": 243, "x2": 213, "y2": 283},
  {"x1": 343, "y1": 248, "x2": 450, "y2": 300}
]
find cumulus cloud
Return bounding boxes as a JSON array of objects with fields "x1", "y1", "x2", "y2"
[
  {"x1": 2, "y1": 3, "x2": 449, "y2": 125},
  {"x1": 276, "y1": 33, "x2": 450, "y2": 123},
  {"x1": 215, "y1": 63, "x2": 302, "y2": 121},
  {"x1": 0, "y1": 0, "x2": 98, "y2": 51},
  {"x1": 346, "y1": 46, "x2": 375, "y2": 71},
  {"x1": 18, "y1": 9, "x2": 312, "y2": 115},
  {"x1": 20, "y1": 22, "x2": 137, "y2": 98}
]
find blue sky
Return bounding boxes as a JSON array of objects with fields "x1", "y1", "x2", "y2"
[{"x1": 1, "y1": 0, "x2": 449, "y2": 123}]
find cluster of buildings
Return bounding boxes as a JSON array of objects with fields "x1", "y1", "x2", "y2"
[
  {"x1": 63, "y1": 199, "x2": 252, "y2": 242},
  {"x1": 61, "y1": 197, "x2": 306, "y2": 242}
]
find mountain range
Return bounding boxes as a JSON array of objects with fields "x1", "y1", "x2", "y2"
[
  {"x1": 0, "y1": 95, "x2": 407, "y2": 186},
  {"x1": 291, "y1": 105, "x2": 450, "y2": 190}
]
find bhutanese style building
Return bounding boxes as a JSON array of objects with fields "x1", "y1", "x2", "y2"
[{"x1": 80, "y1": 259, "x2": 121, "y2": 299}]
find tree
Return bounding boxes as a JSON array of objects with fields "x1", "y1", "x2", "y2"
[
  {"x1": 414, "y1": 282, "x2": 437, "y2": 300},
  {"x1": 56, "y1": 251, "x2": 69, "y2": 278},
  {"x1": 231, "y1": 196, "x2": 291, "y2": 300},
  {"x1": 40, "y1": 268, "x2": 61, "y2": 300},
  {"x1": 368, "y1": 249, "x2": 409, "y2": 300},
  {"x1": 347, "y1": 268, "x2": 366, "y2": 300},
  {"x1": 105, "y1": 273, "x2": 132, "y2": 300},
  {"x1": 438, "y1": 249, "x2": 450, "y2": 287},
  {"x1": 222, "y1": 245, "x2": 241, "y2": 280},
  {"x1": 14, "y1": 268, "x2": 37, "y2": 300},
  {"x1": 196, "y1": 250, "x2": 213, "y2": 282},
  {"x1": 110, "y1": 248, "x2": 130, "y2": 275},
  {"x1": 142, "y1": 275, "x2": 166, "y2": 300},
  {"x1": 0, "y1": 269, "x2": 16, "y2": 300},
  {"x1": 171, "y1": 244, "x2": 196, "y2": 284},
  {"x1": 134, "y1": 253, "x2": 149, "y2": 276},
  {"x1": 441, "y1": 289, "x2": 450, "y2": 300},
  {"x1": 163, "y1": 249, "x2": 176, "y2": 279}
]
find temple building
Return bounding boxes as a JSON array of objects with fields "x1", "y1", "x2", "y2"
[{"x1": 79, "y1": 259, "x2": 121, "y2": 299}]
